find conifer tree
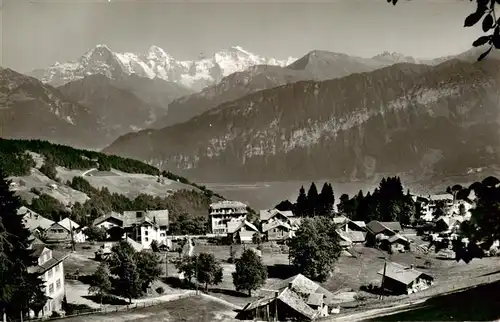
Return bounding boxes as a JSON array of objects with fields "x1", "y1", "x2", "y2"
[
  {"x1": 295, "y1": 186, "x2": 308, "y2": 217},
  {"x1": 306, "y1": 182, "x2": 319, "y2": 217},
  {"x1": 319, "y1": 183, "x2": 335, "y2": 217},
  {"x1": 0, "y1": 169, "x2": 44, "y2": 320}
]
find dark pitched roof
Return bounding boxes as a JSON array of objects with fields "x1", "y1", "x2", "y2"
[
  {"x1": 381, "y1": 222, "x2": 402, "y2": 232},
  {"x1": 378, "y1": 262, "x2": 433, "y2": 285},
  {"x1": 29, "y1": 250, "x2": 68, "y2": 275},
  {"x1": 31, "y1": 244, "x2": 47, "y2": 258},
  {"x1": 366, "y1": 221, "x2": 401, "y2": 235}
]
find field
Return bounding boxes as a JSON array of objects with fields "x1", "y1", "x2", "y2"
[
  {"x1": 9, "y1": 168, "x2": 89, "y2": 206},
  {"x1": 61, "y1": 295, "x2": 238, "y2": 322},
  {"x1": 57, "y1": 168, "x2": 198, "y2": 199},
  {"x1": 62, "y1": 232, "x2": 500, "y2": 316}
]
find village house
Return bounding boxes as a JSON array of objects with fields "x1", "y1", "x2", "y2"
[
  {"x1": 365, "y1": 220, "x2": 402, "y2": 246},
  {"x1": 209, "y1": 200, "x2": 248, "y2": 235},
  {"x1": 45, "y1": 218, "x2": 86, "y2": 243},
  {"x1": 333, "y1": 216, "x2": 367, "y2": 233},
  {"x1": 28, "y1": 244, "x2": 68, "y2": 317},
  {"x1": 378, "y1": 262, "x2": 434, "y2": 295},
  {"x1": 238, "y1": 274, "x2": 335, "y2": 321},
  {"x1": 262, "y1": 221, "x2": 293, "y2": 242},
  {"x1": 17, "y1": 206, "x2": 55, "y2": 234},
  {"x1": 259, "y1": 209, "x2": 298, "y2": 241},
  {"x1": 227, "y1": 220, "x2": 259, "y2": 243},
  {"x1": 122, "y1": 210, "x2": 169, "y2": 249},
  {"x1": 434, "y1": 216, "x2": 462, "y2": 234},
  {"x1": 92, "y1": 210, "x2": 169, "y2": 249},
  {"x1": 93, "y1": 211, "x2": 123, "y2": 230}
]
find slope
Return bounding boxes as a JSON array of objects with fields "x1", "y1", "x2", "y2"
[
  {"x1": 103, "y1": 60, "x2": 500, "y2": 183},
  {"x1": 153, "y1": 50, "x2": 428, "y2": 128},
  {"x1": 0, "y1": 138, "x2": 223, "y2": 226},
  {"x1": 58, "y1": 74, "x2": 169, "y2": 136},
  {"x1": 0, "y1": 67, "x2": 105, "y2": 149}
]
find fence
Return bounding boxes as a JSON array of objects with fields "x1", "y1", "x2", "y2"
[{"x1": 16, "y1": 291, "x2": 197, "y2": 322}]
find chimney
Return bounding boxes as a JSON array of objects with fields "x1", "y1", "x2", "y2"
[
  {"x1": 288, "y1": 282, "x2": 293, "y2": 289},
  {"x1": 410, "y1": 264, "x2": 414, "y2": 269}
]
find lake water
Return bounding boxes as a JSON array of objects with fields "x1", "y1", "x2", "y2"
[
  {"x1": 202, "y1": 170, "x2": 498, "y2": 210},
  {"x1": 203, "y1": 180, "x2": 380, "y2": 210}
]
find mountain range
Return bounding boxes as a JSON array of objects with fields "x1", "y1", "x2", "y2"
[
  {"x1": 30, "y1": 44, "x2": 296, "y2": 91},
  {"x1": 4, "y1": 44, "x2": 500, "y2": 185},
  {"x1": 103, "y1": 56, "x2": 500, "y2": 183},
  {"x1": 152, "y1": 50, "x2": 441, "y2": 128},
  {"x1": 0, "y1": 67, "x2": 105, "y2": 149}
]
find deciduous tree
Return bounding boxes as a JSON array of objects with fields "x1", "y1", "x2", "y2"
[
  {"x1": 388, "y1": 0, "x2": 500, "y2": 61},
  {"x1": 196, "y1": 253, "x2": 223, "y2": 292},
  {"x1": 232, "y1": 249, "x2": 267, "y2": 297},
  {"x1": 289, "y1": 217, "x2": 342, "y2": 282}
]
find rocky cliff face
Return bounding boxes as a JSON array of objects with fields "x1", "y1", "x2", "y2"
[{"x1": 103, "y1": 60, "x2": 500, "y2": 183}]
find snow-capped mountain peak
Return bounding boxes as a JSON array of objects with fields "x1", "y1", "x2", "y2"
[{"x1": 30, "y1": 44, "x2": 297, "y2": 91}]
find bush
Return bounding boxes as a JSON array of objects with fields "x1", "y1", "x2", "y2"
[
  {"x1": 39, "y1": 160, "x2": 58, "y2": 181},
  {"x1": 50, "y1": 311, "x2": 61, "y2": 318},
  {"x1": 155, "y1": 287, "x2": 164, "y2": 295}
]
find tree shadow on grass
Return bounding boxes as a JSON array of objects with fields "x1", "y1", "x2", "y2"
[
  {"x1": 83, "y1": 294, "x2": 129, "y2": 305},
  {"x1": 266, "y1": 264, "x2": 297, "y2": 279},
  {"x1": 77, "y1": 274, "x2": 94, "y2": 285},
  {"x1": 163, "y1": 276, "x2": 196, "y2": 290},
  {"x1": 208, "y1": 288, "x2": 249, "y2": 298}
]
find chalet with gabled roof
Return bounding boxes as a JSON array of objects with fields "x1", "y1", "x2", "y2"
[
  {"x1": 379, "y1": 262, "x2": 434, "y2": 295},
  {"x1": 28, "y1": 244, "x2": 68, "y2": 317}
]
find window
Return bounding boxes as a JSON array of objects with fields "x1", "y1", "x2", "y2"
[
  {"x1": 160, "y1": 233, "x2": 165, "y2": 237},
  {"x1": 48, "y1": 268, "x2": 53, "y2": 278},
  {"x1": 56, "y1": 279, "x2": 61, "y2": 290},
  {"x1": 49, "y1": 283, "x2": 54, "y2": 294},
  {"x1": 55, "y1": 263, "x2": 60, "y2": 273},
  {"x1": 144, "y1": 230, "x2": 149, "y2": 236}
]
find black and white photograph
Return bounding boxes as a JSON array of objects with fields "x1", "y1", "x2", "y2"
[{"x1": 2, "y1": 0, "x2": 500, "y2": 321}]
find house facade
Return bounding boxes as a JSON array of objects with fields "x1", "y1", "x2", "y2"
[
  {"x1": 92, "y1": 210, "x2": 169, "y2": 249},
  {"x1": 239, "y1": 274, "x2": 335, "y2": 321},
  {"x1": 45, "y1": 218, "x2": 86, "y2": 243},
  {"x1": 122, "y1": 210, "x2": 169, "y2": 249},
  {"x1": 260, "y1": 209, "x2": 297, "y2": 241},
  {"x1": 209, "y1": 201, "x2": 248, "y2": 235},
  {"x1": 263, "y1": 222, "x2": 292, "y2": 242},
  {"x1": 227, "y1": 220, "x2": 259, "y2": 243},
  {"x1": 28, "y1": 245, "x2": 68, "y2": 317}
]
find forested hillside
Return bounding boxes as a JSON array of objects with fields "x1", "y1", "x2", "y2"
[{"x1": 0, "y1": 139, "x2": 223, "y2": 232}]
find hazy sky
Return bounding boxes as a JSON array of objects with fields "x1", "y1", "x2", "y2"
[{"x1": 3, "y1": 0, "x2": 483, "y2": 73}]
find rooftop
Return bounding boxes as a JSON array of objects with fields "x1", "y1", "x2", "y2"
[
  {"x1": 378, "y1": 262, "x2": 433, "y2": 285},
  {"x1": 18, "y1": 206, "x2": 55, "y2": 231},
  {"x1": 210, "y1": 200, "x2": 248, "y2": 210},
  {"x1": 260, "y1": 209, "x2": 294, "y2": 221}
]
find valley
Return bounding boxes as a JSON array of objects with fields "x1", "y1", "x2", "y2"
[{"x1": 4, "y1": 1, "x2": 500, "y2": 320}]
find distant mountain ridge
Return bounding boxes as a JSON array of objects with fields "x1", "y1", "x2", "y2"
[
  {"x1": 103, "y1": 58, "x2": 500, "y2": 183},
  {"x1": 0, "y1": 67, "x2": 105, "y2": 149},
  {"x1": 30, "y1": 44, "x2": 297, "y2": 91},
  {"x1": 152, "y1": 49, "x2": 439, "y2": 128}
]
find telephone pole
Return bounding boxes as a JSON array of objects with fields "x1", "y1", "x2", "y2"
[{"x1": 69, "y1": 219, "x2": 75, "y2": 252}]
